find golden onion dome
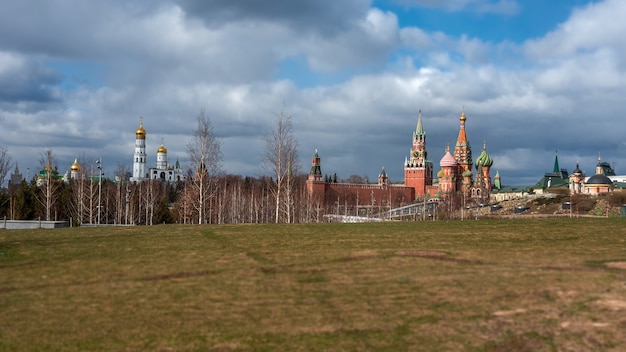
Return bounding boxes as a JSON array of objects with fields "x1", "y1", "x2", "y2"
[
  {"x1": 71, "y1": 158, "x2": 81, "y2": 172},
  {"x1": 157, "y1": 144, "x2": 167, "y2": 154},
  {"x1": 460, "y1": 111, "x2": 466, "y2": 121},
  {"x1": 135, "y1": 118, "x2": 147, "y2": 139}
]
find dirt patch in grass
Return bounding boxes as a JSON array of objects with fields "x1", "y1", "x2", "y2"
[
  {"x1": 395, "y1": 250, "x2": 446, "y2": 257},
  {"x1": 492, "y1": 308, "x2": 527, "y2": 316},
  {"x1": 596, "y1": 299, "x2": 626, "y2": 310},
  {"x1": 334, "y1": 250, "x2": 383, "y2": 262},
  {"x1": 540, "y1": 265, "x2": 599, "y2": 272},
  {"x1": 605, "y1": 261, "x2": 626, "y2": 270},
  {"x1": 484, "y1": 332, "x2": 555, "y2": 352},
  {"x1": 395, "y1": 250, "x2": 480, "y2": 264},
  {"x1": 139, "y1": 269, "x2": 219, "y2": 281}
]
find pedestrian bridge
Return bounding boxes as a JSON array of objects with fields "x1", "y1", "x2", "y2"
[{"x1": 323, "y1": 201, "x2": 439, "y2": 223}]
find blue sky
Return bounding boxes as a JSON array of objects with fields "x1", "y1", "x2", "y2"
[
  {"x1": 383, "y1": 0, "x2": 593, "y2": 42},
  {"x1": 0, "y1": 0, "x2": 625, "y2": 186}
]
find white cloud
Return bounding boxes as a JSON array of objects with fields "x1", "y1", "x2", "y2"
[{"x1": 524, "y1": 0, "x2": 626, "y2": 61}]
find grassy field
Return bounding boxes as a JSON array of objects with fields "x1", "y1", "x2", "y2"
[{"x1": 1, "y1": 218, "x2": 625, "y2": 351}]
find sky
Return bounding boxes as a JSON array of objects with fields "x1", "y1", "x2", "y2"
[{"x1": 1, "y1": 0, "x2": 625, "y2": 186}]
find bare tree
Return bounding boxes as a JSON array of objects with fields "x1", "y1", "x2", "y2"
[
  {"x1": 185, "y1": 110, "x2": 222, "y2": 224},
  {"x1": 0, "y1": 146, "x2": 12, "y2": 188},
  {"x1": 36, "y1": 150, "x2": 62, "y2": 221},
  {"x1": 262, "y1": 108, "x2": 300, "y2": 223}
]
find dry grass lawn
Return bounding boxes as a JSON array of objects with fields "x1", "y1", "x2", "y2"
[{"x1": 1, "y1": 218, "x2": 625, "y2": 351}]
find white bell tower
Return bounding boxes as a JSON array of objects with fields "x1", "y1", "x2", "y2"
[{"x1": 131, "y1": 117, "x2": 147, "y2": 181}]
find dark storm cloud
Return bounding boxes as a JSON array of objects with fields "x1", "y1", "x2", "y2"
[
  {"x1": 0, "y1": 1, "x2": 164, "y2": 58},
  {"x1": 176, "y1": 0, "x2": 371, "y2": 35},
  {"x1": 0, "y1": 55, "x2": 62, "y2": 111}
]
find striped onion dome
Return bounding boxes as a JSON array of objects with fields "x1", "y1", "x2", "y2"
[{"x1": 475, "y1": 141, "x2": 493, "y2": 168}]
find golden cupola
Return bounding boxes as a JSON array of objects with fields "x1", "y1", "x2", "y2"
[
  {"x1": 135, "y1": 118, "x2": 147, "y2": 139},
  {"x1": 70, "y1": 158, "x2": 81, "y2": 172},
  {"x1": 157, "y1": 137, "x2": 167, "y2": 154}
]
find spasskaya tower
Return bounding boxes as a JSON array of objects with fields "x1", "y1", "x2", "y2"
[{"x1": 404, "y1": 110, "x2": 433, "y2": 200}]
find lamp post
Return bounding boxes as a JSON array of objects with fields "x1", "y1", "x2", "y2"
[
  {"x1": 96, "y1": 158, "x2": 102, "y2": 226},
  {"x1": 125, "y1": 184, "x2": 130, "y2": 225}
]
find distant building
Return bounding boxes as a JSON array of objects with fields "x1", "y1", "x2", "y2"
[
  {"x1": 571, "y1": 154, "x2": 615, "y2": 195},
  {"x1": 403, "y1": 110, "x2": 434, "y2": 199},
  {"x1": 130, "y1": 118, "x2": 185, "y2": 183},
  {"x1": 532, "y1": 151, "x2": 625, "y2": 196},
  {"x1": 131, "y1": 118, "x2": 148, "y2": 182},
  {"x1": 306, "y1": 150, "x2": 414, "y2": 214},
  {"x1": 63, "y1": 158, "x2": 83, "y2": 183},
  {"x1": 36, "y1": 164, "x2": 62, "y2": 186},
  {"x1": 8, "y1": 164, "x2": 23, "y2": 190},
  {"x1": 306, "y1": 109, "x2": 495, "y2": 212},
  {"x1": 533, "y1": 151, "x2": 570, "y2": 193},
  {"x1": 430, "y1": 111, "x2": 494, "y2": 203},
  {"x1": 148, "y1": 141, "x2": 185, "y2": 182}
]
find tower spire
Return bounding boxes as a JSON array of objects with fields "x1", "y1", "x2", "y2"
[
  {"x1": 309, "y1": 149, "x2": 322, "y2": 181},
  {"x1": 416, "y1": 109, "x2": 424, "y2": 136},
  {"x1": 553, "y1": 150, "x2": 560, "y2": 174}
]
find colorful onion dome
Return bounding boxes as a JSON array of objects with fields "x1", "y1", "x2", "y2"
[
  {"x1": 475, "y1": 141, "x2": 493, "y2": 168},
  {"x1": 462, "y1": 169, "x2": 473, "y2": 178},
  {"x1": 437, "y1": 169, "x2": 444, "y2": 178},
  {"x1": 439, "y1": 146, "x2": 457, "y2": 167},
  {"x1": 70, "y1": 158, "x2": 81, "y2": 172}
]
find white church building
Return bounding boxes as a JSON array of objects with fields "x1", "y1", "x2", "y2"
[{"x1": 131, "y1": 118, "x2": 185, "y2": 183}]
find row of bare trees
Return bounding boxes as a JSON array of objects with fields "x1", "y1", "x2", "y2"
[
  {"x1": 177, "y1": 108, "x2": 304, "y2": 224},
  {"x1": 0, "y1": 108, "x2": 314, "y2": 224}
]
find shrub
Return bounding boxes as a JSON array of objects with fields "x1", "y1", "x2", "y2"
[
  {"x1": 607, "y1": 190, "x2": 626, "y2": 207},
  {"x1": 572, "y1": 196, "x2": 596, "y2": 213}
]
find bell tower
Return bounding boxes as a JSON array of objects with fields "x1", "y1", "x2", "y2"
[
  {"x1": 404, "y1": 110, "x2": 433, "y2": 199},
  {"x1": 131, "y1": 117, "x2": 147, "y2": 182}
]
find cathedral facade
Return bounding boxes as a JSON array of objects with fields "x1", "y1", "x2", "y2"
[{"x1": 404, "y1": 110, "x2": 493, "y2": 203}]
